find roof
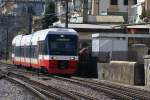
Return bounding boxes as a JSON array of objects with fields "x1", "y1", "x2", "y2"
[
  {"x1": 127, "y1": 25, "x2": 150, "y2": 29},
  {"x1": 92, "y1": 33, "x2": 150, "y2": 38},
  {"x1": 55, "y1": 23, "x2": 121, "y2": 29},
  {"x1": 12, "y1": 35, "x2": 23, "y2": 46},
  {"x1": 13, "y1": 28, "x2": 78, "y2": 46},
  {"x1": 31, "y1": 28, "x2": 78, "y2": 44},
  {"x1": 88, "y1": 16, "x2": 125, "y2": 23}
]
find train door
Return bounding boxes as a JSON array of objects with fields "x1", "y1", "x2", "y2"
[
  {"x1": 23, "y1": 46, "x2": 26, "y2": 66},
  {"x1": 29, "y1": 44, "x2": 31, "y2": 67},
  {"x1": 37, "y1": 38, "x2": 40, "y2": 68},
  {"x1": 37, "y1": 41, "x2": 40, "y2": 67},
  {"x1": 38, "y1": 41, "x2": 44, "y2": 67},
  {"x1": 24, "y1": 45, "x2": 27, "y2": 66}
]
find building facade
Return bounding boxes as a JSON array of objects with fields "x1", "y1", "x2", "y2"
[
  {"x1": 0, "y1": 0, "x2": 45, "y2": 16},
  {"x1": 128, "y1": 0, "x2": 150, "y2": 23},
  {"x1": 145, "y1": 0, "x2": 150, "y2": 11},
  {"x1": 60, "y1": 0, "x2": 137, "y2": 23},
  {"x1": 92, "y1": 0, "x2": 137, "y2": 23}
]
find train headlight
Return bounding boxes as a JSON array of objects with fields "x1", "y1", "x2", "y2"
[
  {"x1": 51, "y1": 56, "x2": 56, "y2": 60},
  {"x1": 71, "y1": 57, "x2": 75, "y2": 60}
]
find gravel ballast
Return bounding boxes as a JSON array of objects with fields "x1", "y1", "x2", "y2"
[
  {"x1": 43, "y1": 78, "x2": 114, "y2": 100},
  {"x1": 0, "y1": 79, "x2": 41, "y2": 100}
]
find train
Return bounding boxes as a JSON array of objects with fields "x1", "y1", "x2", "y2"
[{"x1": 12, "y1": 28, "x2": 79, "y2": 75}]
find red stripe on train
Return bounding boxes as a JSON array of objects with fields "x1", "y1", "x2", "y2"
[{"x1": 12, "y1": 58, "x2": 78, "y2": 74}]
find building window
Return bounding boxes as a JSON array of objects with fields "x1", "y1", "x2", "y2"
[
  {"x1": 134, "y1": 0, "x2": 137, "y2": 4},
  {"x1": 111, "y1": 0, "x2": 118, "y2": 5},
  {"x1": 124, "y1": 0, "x2": 128, "y2": 5}
]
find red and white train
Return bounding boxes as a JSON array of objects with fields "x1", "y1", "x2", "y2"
[{"x1": 12, "y1": 28, "x2": 79, "y2": 75}]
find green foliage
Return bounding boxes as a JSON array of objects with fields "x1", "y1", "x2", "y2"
[
  {"x1": 140, "y1": 8, "x2": 146, "y2": 19},
  {"x1": 140, "y1": 7, "x2": 150, "y2": 22},
  {"x1": 42, "y1": 1, "x2": 58, "y2": 29},
  {"x1": 17, "y1": 28, "x2": 28, "y2": 35},
  {"x1": 146, "y1": 11, "x2": 150, "y2": 17}
]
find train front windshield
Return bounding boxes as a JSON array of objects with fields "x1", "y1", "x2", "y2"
[{"x1": 48, "y1": 34, "x2": 78, "y2": 56}]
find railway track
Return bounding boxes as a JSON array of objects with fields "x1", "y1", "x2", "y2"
[
  {"x1": 0, "y1": 63, "x2": 97, "y2": 100},
  {"x1": 0, "y1": 71, "x2": 64, "y2": 100},
  {"x1": 53, "y1": 76, "x2": 150, "y2": 100},
  {"x1": 1, "y1": 62, "x2": 150, "y2": 100}
]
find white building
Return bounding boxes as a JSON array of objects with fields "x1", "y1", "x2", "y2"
[
  {"x1": 129, "y1": 0, "x2": 145, "y2": 23},
  {"x1": 92, "y1": 0, "x2": 129, "y2": 15}
]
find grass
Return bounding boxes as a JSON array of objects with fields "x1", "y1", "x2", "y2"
[{"x1": 0, "y1": 59, "x2": 12, "y2": 64}]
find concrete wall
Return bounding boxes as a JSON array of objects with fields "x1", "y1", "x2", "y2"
[
  {"x1": 98, "y1": 61, "x2": 144, "y2": 85},
  {"x1": 93, "y1": 51, "x2": 128, "y2": 62},
  {"x1": 144, "y1": 55, "x2": 150, "y2": 87},
  {"x1": 129, "y1": 44, "x2": 148, "y2": 64}
]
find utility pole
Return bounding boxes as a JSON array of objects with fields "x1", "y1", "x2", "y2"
[
  {"x1": 65, "y1": 0, "x2": 68, "y2": 28},
  {"x1": 83, "y1": 0, "x2": 88, "y2": 23},
  {"x1": 28, "y1": 6, "x2": 33, "y2": 34},
  {"x1": 6, "y1": 16, "x2": 8, "y2": 61},
  {"x1": 97, "y1": 0, "x2": 99, "y2": 15},
  {"x1": 2, "y1": 16, "x2": 9, "y2": 61}
]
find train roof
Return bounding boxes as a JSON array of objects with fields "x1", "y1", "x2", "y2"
[
  {"x1": 12, "y1": 35, "x2": 23, "y2": 45},
  {"x1": 31, "y1": 28, "x2": 78, "y2": 45},
  {"x1": 12, "y1": 28, "x2": 78, "y2": 46},
  {"x1": 33, "y1": 28, "x2": 78, "y2": 39}
]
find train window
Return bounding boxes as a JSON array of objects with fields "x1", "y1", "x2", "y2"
[
  {"x1": 21, "y1": 46, "x2": 24, "y2": 57},
  {"x1": 12, "y1": 45, "x2": 15, "y2": 54},
  {"x1": 38, "y1": 40, "x2": 48, "y2": 55},
  {"x1": 31, "y1": 46, "x2": 33, "y2": 58},
  {"x1": 48, "y1": 34, "x2": 78, "y2": 56},
  {"x1": 26, "y1": 46, "x2": 28, "y2": 57},
  {"x1": 44, "y1": 40, "x2": 48, "y2": 54},
  {"x1": 33, "y1": 46, "x2": 36, "y2": 58},
  {"x1": 30, "y1": 45, "x2": 38, "y2": 58},
  {"x1": 35, "y1": 46, "x2": 38, "y2": 58},
  {"x1": 30, "y1": 46, "x2": 33, "y2": 58},
  {"x1": 28, "y1": 46, "x2": 31, "y2": 58},
  {"x1": 14, "y1": 47, "x2": 16, "y2": 56},
  {"x1": 14, "y1": 46, "x2": 21, "y2": 57},
  {"x1": 38, "y1": 41, "x2": 43, "y2": 54},
  {"x1": 24, "y1": 46, "x2": 27, "y2": 57},
  {"x1": 26, "y1": 46, "x2": 30, "y2": 58}
]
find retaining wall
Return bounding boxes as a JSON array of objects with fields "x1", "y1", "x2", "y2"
[
  {"x1": 98, "y1": 61, "x2": 144, "y2": 85},
  {"x1": 144, "y1": 55, "x2": 150, "y2": 87}
]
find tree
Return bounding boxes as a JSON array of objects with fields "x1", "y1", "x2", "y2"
[
  {"x1": 140, "y1": 7, "x2": 146, "y2": 20},
  {"x1": 42, "y1": 1, "x2": 58, "y2": 29},
  {"x1": 139, "y1": 6, "x2": 150, "y2": 23}
]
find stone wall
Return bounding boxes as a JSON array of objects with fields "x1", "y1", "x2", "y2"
[{"x1": 98, "y1": 61, "x2": 144, "y2": 85}]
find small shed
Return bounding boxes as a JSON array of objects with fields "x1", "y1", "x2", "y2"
[{"x1": 92, "y1": 33, "x2": 128, "y2": 62}]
